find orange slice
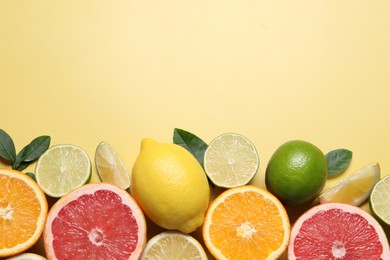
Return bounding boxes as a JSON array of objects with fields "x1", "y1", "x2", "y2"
[
  {"x1": 202, "y1": 185, "x2": 290, "y2": 260},
  {"x1": 0, "y1": 168, "x2": 48, "y2": 257}
]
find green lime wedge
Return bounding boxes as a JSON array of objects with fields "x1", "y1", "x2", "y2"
[
  {"x1": 204, "y1": 133, "x2": 259, "y2": 188},
  {"x1": 94, "y1": 141, "x2": 130, "y2": 190},
  {"x1": 370, "y1": 175, "x2": 390, "y2": 227},
  {"x1": 35, "y1": 144, "x2": 91, "y2": 197}
]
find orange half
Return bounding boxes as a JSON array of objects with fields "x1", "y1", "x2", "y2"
[
  {"x1": 202, "y1": 185, "x2": 290, "y2": 260},
  {"x1": 0, "y1": 168, "x2": 48, "y2": 257}
]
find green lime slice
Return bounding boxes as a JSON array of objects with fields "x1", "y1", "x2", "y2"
[
  {"x1": 35, "y1": 144, "x2": 91, "y2": 197},
  {"x1": 204, "y1": 133, "x2": 259, "y2": 188},
  {"x1": 370, "y1": 175, "x2": 390, "y2": 227},
  {"x1": 94, "y1": 141, "x2": 130, "y2": 190}
]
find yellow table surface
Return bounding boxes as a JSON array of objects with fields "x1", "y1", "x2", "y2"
[{"x1": 1, "y1": 1, "x2": 389, "y2": 259}]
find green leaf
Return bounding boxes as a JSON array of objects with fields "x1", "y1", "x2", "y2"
[
  {"x1": 25, "y1": 172, "x2": 37, "y2": 181},
  {"x1": 16, "y1": 161, "x2": 30, "y2": 171},
  {"x1": 173, "y1": 128, "x2": 208, "y2": 167},
  {"x1": 326, "y1": 149, "x2": 353, "y2": 176},
  {"x1": 0, "y1": 129, "x2": 16, "y2": 162},
  {"x1": 13, "y1": 136, "x2": 51, "y2": 170}
]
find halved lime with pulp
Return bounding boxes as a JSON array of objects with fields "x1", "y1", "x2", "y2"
[
  {"x1": 204, "y1": 133, "x2": 259, "y2": 188},
  {"x1": 35, "y1": 144, "x2": 91, "y2": 197},
  {"x1": 95, "y1": 141, "x2": 130, "y2": 190}
]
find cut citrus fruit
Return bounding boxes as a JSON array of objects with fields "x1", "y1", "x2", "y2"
[
  {"x1": 35, "y1": 144, "x2": 91, "y2": 197},
  {"x1": 202, "y1": 185, "x2": 290, "y2": 260},
  {"x1": 43, "y1": 183, "x2": 146, "y2": 260},
  {"x1": 7, "y1": 252, "x2": 47, "y2": 259},
  {"x1": 0, "y1": 168, "x2": 48, "y2": 257},
  {"x1": 95, "y1": 141, "x2": 130, "y2": 190},
  {"x1": 288, "y1": 202, "x2": 390, "y2": 259},
  {"x1": 319, "y1": 162, "x2": 380, "y2": 206},
  {"x1": 203, "y1": 133, "x2": 259, "y2": 188},
  {"x1": 370, "y1": 175, "x2": 390, "y2": 227},
  {"x1": 141, "y1": 231, "x2": 208, "y2": 259}
]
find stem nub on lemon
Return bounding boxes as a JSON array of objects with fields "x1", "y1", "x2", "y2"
[
  {"x1": 265, "y1": 140, "x2": 328, "y2": 205},
  {"x1": 131, "y1": 138, "x2": 210, "y2": 234}
]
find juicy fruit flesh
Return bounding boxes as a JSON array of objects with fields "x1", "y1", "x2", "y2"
[
  {"x1": 292, "y1": 208, "x2": 386, "y2": 259},
  {"x1": 370, "y1": 176, "x2": 390, "y2": 225},
  {"x1": 204, "y1": 133, "x2": 259, "y2": 188},
  {"x1": 50, "y1": 189, "x2": 139, "y2": 259},
  {"x1": 205, "y1": 188, "x2": 289, "y2": 259},
  {"x1": 95, "y1": 142, "x2": 130, "y2": 190},
  {"x1": 36, "y1": 145, "x2": 91, "y2": 197},
  {"x1": 321, "y1": 175, "x2": 376, "y2": 204},
  {"x1": 142, "y1": 232, "x2": 207, "y2": 259},
  {"x1": 0, "y1": 174, "x2": 42, "y2": 250},
  {"x1": 319, "y1": 162, "x2": 380, "y2": 206}
]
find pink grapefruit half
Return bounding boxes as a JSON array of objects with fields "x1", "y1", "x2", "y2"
[
  {"x1": 44, "y1": 183, "x2": 146, "y2": 260},
  {"x1": 288, "y1": 202, "x2": 390, "y2": 259}
]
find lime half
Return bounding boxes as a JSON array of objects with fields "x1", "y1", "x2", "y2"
[
  {"x1": 204, "y1": 133, "x2": 259, "y2": 188},
  {"x1": 141, "y1": 231, "x2": 208, "y2": 259},
  {"x1": 35, "y1": 144, "x2": 91, "y2": 197},
  {"x1": 370, "y1": 175, "x2": 390, "y2": 227},
  {"x1": 95, "y1": 141, "x2": 130, "y2": 190}
]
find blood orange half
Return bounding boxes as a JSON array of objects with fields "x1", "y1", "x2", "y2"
[
  {"x1": 288, "y1": 202, "x2": 390, "y2": 259},
  {"x1": 44, "y1": 183, "x2": 146, "y2": 260}
]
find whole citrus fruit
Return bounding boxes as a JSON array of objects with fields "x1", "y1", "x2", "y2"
[
  {"x1": 265, "y1": 140, "x2": 327, "y2": 205},
  {"x1": 131, "y1": 138, "x2": 210, "y2": 233}
]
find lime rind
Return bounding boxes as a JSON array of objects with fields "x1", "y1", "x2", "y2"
[
  {"x1": 370, "y1": 175, "x2": 390, "y2": 227},
  {"x1": 204, "y1": 133, "x2": 259, "y2": 188},
  {"x1": 35, "y1": 144, "x2": 91, "y2": 198},
  {"x1": 94, "y1": 141, "x2": 131, "y2": 190}
]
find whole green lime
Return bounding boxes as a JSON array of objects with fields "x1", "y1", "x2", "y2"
[{"x1": 265, "y1": 140, "x2": 328, "y2": 205}]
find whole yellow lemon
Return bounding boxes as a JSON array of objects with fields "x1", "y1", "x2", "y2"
[{"x1": 131, "y1": 138, "x2": 210, "y2": 233}]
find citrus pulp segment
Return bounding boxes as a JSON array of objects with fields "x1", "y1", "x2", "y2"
[
  {"x1": 0, "y1": 168, "x2": 48, "y2": 257},
  {"x1": 95, "y1": 141, "x2": 131, "y2": 190},
  {"x1": 44, "y1": 183, "x2": 146, "y2": 260},
  {"x1": 203, "y1": 133, "x2": 259, "y2": 188},
  {"x1": 202, "y1": 185, "x2": 290, "y2": 260},
  {"x1": 6, "y1": 252, "x2": 47, "y2": 259},
  {"x1": 288, "y1": 202, "x2": 390, "y2": 259},
  {"x1": 319, "y1": 162, "x2": 380, "y2": 206},
  {"x1": 370, "y1": 175, "x2": 390, "y2": 227},
  {"x1": 35, "y1": 144, "x2": 91, "y2": 197},
  {"x1": 141, "y1": 231, "x2": 208, "y2": 260}
]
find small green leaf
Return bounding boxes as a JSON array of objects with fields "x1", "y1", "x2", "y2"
[
  {"x1": 13, "y1": 136, "x2": 51, "y2": 170},
  {"x1": 16, "y1": 161, "x2": 30, "y2": 171},
  {"x1": 25, "y1": 172, "x2": 37, "y2": 181},
  {"x1": 326, "y1": 149, "x2": 353, "y2": 176},
  {"x1": 173, "y1": 128, "x2": 208, "y2": 167},
  {"x1": 0, "y1": 129, "x2": 16, "y2": 163}
]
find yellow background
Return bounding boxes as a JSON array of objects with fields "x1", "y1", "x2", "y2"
[{"x1": 1, "y1": 1, "x2": 389, "y2": 259}]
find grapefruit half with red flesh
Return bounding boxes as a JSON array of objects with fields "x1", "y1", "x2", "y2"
[
  {"x1": 44, "y1": 183, "x2": 146, "y2": 260},
  {"x1": 288, "y1": 202, "x2": 390, "y2": 259}
]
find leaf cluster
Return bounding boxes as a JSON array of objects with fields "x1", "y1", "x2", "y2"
[{"x1": 0, "y1": 128, "x2": 50, "y2": 171}]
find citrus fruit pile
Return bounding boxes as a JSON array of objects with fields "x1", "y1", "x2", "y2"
[{"x1": 1, "y1": 132, "x2": 389, "y2": 259}]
